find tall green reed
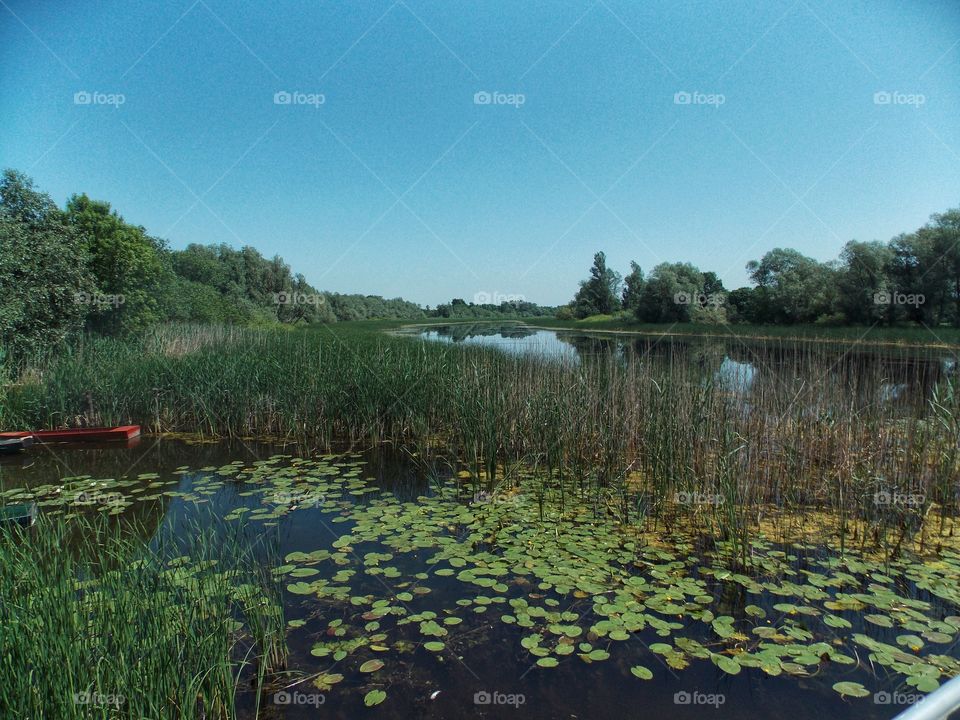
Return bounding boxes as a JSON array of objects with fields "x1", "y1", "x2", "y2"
[
  {"x1": 5, "y1": 323, "x2": 958, "y2": 560},
  {"x1": 0, "y1": 513, "x2": 286, "y2": 719}
]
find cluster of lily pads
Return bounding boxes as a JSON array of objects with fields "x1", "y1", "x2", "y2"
[{"x1": 5, "y1": 451, "x2": 960, "y2": 710}]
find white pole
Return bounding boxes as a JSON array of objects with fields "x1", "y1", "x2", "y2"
[{"x1": 893, "y1": 676, "x2": 960, "y2": 720}]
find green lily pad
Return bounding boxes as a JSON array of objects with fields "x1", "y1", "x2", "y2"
[
  {"x1": 364, "y1": 689, "x2": 386, "y2": 707},
  {"x1": 712, "y1": 654, "x2": 741, "y2": 675},
  {"x1": 833, "y1": 682, "x2": 870, "y2": 698}
]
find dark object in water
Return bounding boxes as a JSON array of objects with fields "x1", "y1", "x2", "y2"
[
  {"x1": 0, "y1": 502, "x2": 38, "y2": 528},
  {"x1": 0, "y1": 425, "x2": 141, "y2": 443},
  {"x1": 0, "y1": 436, "x2": 33, "y2": 454}
]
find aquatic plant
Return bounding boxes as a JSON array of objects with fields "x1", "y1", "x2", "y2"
[
  {"x1": 4, "y1": 323, "x2": 959, "y2": 560},
  {"x1": 4, "y1": 449, "x2": 960, "y2": 715},
  {"x1": 0, "y1": 513, "x2": 286, "y2": 719}
]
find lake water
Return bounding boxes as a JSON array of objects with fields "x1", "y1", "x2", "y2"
[
  {"x1": 4, "y1": 437, "x2": 960, "y2": 719},
  {"x1": 414, "y1": 323, "x2": 958, "y2": 408}
]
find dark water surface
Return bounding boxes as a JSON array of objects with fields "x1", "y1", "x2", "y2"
[{"x1": 3, "y1": 438, "x2": 959, "y2": 720}]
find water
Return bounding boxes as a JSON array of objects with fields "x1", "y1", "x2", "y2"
[
  {"x1": 414, "y1": 323, "x2": 959, "y2": 408},
  {"x1": 3, "y1": 438, "x2": 960, "y2": 719}
]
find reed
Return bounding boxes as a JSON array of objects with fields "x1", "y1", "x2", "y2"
[
  {"x1": 0, "y1": 513, "x2": 286, "y2": 719},
  {"x1": 4, "y1": 323, "x2": 959, "y2": 558}
]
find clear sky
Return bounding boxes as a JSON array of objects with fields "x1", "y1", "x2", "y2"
[{"x1": 1, "y1": 0, "x2": 958, "y2": 306}]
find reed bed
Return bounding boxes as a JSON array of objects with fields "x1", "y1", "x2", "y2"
[
  {"x1": 0, "y1": 513, "x2": 286, "y2": 719},
  {"x1": 4, "y1": 323, "x2": 959, "y2": 558}
]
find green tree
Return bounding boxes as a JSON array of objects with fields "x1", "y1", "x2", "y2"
[
  {"x1": 621, "y1": 261, "x2": 645, "y2": 312},
  {"x1": 727, "y1": 286, "x2": 762, "y2": 323},
  {"x1": 0, "y1": 170, "x2": 91, "y2": 363},
  {"x1": 746, "y1": 248, "x2": 834, "y2": 324},
  {"x1": 66, "y1": 194, "x2": 172, "y2": 334},
  {"x1": 835, "y1": 240, "x2": 893, "y2": 324},
  {"x1": 573, "y1": 251, "x2": 621, "y2": 317},
  {"x1": 887, "y1": 232, "x2": 933, "y2": 325},
  {"x1": 636, "y1": 262, "x2": 705, "y2": 322},
  {"x1": 923, "y1": 210, "x2": 960, "y2": 326}
]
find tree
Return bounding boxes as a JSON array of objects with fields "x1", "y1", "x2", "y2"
[
  {"x1": 0, "y1": 170, "x2": 91, "y2": 363},
  {"x1": 727, "y1": 286, "x2": 761, "y2": 323},
  {"x1": 636, "y1": 262, "x2": 705, "y2": 322},
  {"x1": 702, "y1": 271, "x2": 725, "y2": 297},
  {"x1": 835, "y1": 240, "x2": 893, "y2": 324},
  {"x1": 621, "y1": 261, "x2": 645, "y2": 312},
  {"x1": 886, "y1": 233, "x2": 932, "y2": 325},
  {"x1": 572, "y1": 252, "x2": 621, "y2": 318},
  {"x1": 746, "y1": 248, "x2": 834, "y2": 324},
  {"x1": 924, "y1": 210, "x2": 960, "y2": 326},
  {"x1": 66, "y1": 194, "x2": 173, "y2": 334}
]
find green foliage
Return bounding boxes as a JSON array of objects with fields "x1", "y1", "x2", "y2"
[
  {"x1": 573, "y1": 252, "x2": 621, "y2": 318},
  {"x1": 621, "y1": 261, "x2": 645, "y2": 312},
  {"x1": 571, "y1": 206, "x2": 960, "y2": 328},
  {"x1": 66, "y1": 194, "x2": 172, "y2": 334},
  {"x1": 0, "y1": 170, "x2": 92, "y2": 364},
  {"x1": 636, "y1": 262, "x2": 706, "y2": 322},
  {"x1": 746, "y1": 248, "x2": 834, "y2": 324},
  {"x1": 0, "y1": 514, "x2": 286, "y2": 719},
  {"x1": 433, "y1": 297, "x2": 553, "y2": 320}
]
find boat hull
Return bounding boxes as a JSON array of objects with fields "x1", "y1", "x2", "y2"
[{"x1": 0, "y1": 426, "x2": 141, "y2": 443}]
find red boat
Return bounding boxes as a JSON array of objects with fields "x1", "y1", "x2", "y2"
[{"x1": 0, "y1": 425, "x2": 141, "y2": 443}]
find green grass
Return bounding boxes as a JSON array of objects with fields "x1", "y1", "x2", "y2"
[{"x1": 0, "y1": 513, "x2": 286, "y2": 719}]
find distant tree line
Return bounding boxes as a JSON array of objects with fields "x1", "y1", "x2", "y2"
[
  {"x1": 434, "y1": 297, "x2": 555, "y2": 320},
  {"x1": 0, "y1": 170, "x2": 553, "y2": 364},
  {"x1": 562, "y1": 207, "x2": 960, "y2": 327}
]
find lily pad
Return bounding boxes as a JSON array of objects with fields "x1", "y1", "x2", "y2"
[
  {"x1": 364, "y1": 689, "x2": 386, "y2": 707},
  {"x1": 833, "y1": 682, "x2": 870, "y2": 698}
]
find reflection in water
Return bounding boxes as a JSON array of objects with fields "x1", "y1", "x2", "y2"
[
  {"x1": 415, "y1": 323, "x2": 959, "y2": 410},
  {"x1": 717, "y1": 356, "x2": 757, "y2": 393},
  {"x1": 418, "y1": 324, "x2": 579, "y2": 361}
]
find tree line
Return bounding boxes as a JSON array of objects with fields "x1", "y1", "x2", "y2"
[
  {"x1": 564, "y1": 206, "x2": 960, "y2": 327},
  {"x1": 0, "y1": 170, "x2": 552, "y2": 364}
]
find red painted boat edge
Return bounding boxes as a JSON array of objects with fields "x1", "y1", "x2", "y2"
[{"x1": 0, "y1": 425, "x2": 141, "y2": 442}]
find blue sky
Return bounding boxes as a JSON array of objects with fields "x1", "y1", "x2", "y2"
[{"x1": 1, "y1": 0, "x2": 958, "y2": 306}]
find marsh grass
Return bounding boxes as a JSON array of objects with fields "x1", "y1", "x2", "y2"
[
  {"x1": 5, "y1": 323, "x2": 959, "y2": 562},
  {"x1": 0, "y1": 513, "x2": 286, "y2": 719}
]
